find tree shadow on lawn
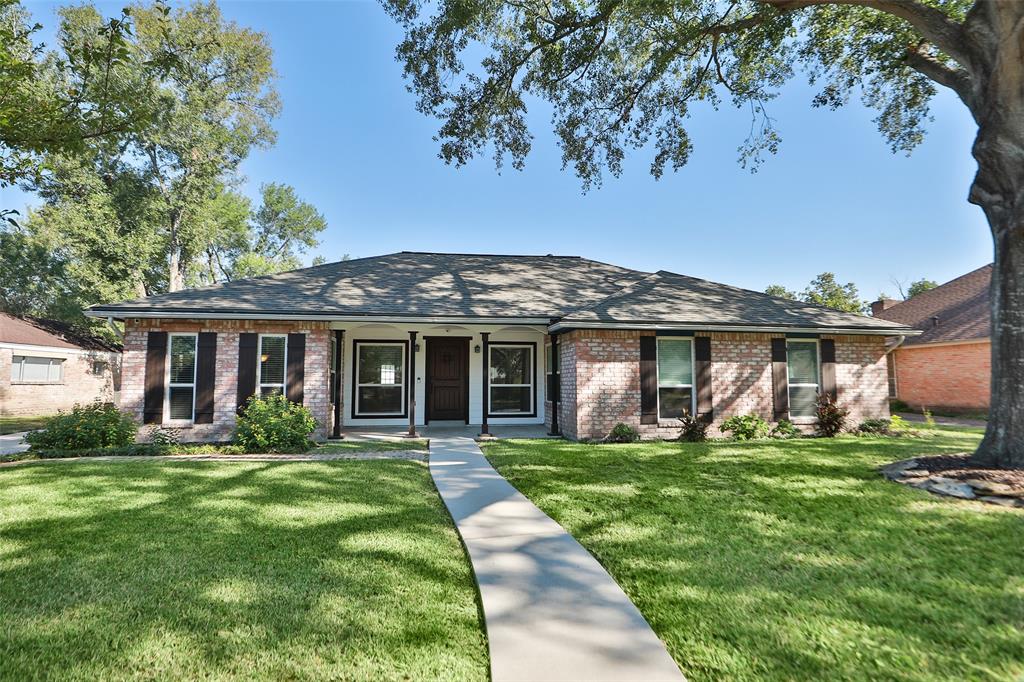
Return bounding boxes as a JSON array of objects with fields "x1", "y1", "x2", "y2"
[
  {"x1": 486, "y1": 436, "x2": 1024, "y2": 681},
  {"x1": 0, "y1": 460, "x2": 488, "y2": 681}
]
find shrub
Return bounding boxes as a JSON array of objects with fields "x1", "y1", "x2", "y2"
[
  {"x1": 678, "y1": 414, "x2": 709, "y2": 442},
  {"x1": 770, "y1": 419, "x2": 801, "y2": 439},
  {"x1": 146, "y1": 426, "x2": 181, "y2": 451},
  {"x1": 921, "y1": 407, "x2": 937, "y2": 428},
  {"x1": 719, "y1": 414, "x2": 770, "y2": 441},
  {"x1": 234, "y1": 394, "x2": 317, "y2": 453},
  {"x1": 889, "y1": 398, "x2": 911, "y2": 413},
  {"x1": 889, "y1": 414, "x2": 911, "y2": 432},
  {"x1": 815, "y1": 394, "x2": 849, "y2": 437},
  {"x1": 606, "y1": 423, "x2": 640, "y2": 443},
  {"x1": 857, "y1": 418, "x2": 891, "y2": 435},
  {"x1": 25, "y1": 402, "x2": 136, "y2": 451}
]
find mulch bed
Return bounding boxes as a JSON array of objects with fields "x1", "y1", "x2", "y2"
[
  {"x1": 914, "y1": 453, "x2": 1024, "y2": 488},
  {"x1": 880, "y1": 454, "x2": 1024, "y2": 507}
]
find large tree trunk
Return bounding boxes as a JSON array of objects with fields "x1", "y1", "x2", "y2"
[{"x1": 968, "y1": 59, "x2": 1024, "y2": 468}]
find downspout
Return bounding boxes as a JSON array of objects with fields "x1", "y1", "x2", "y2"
[{"x1": 884, "y1": 334, "x2": 906, "y2": 405}]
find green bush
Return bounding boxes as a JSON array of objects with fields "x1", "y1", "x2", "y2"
[
  {"x1": 815, "y1": 394, "x2": 849, "y2": 437},
  {"x1": 606, "y1": 423, "x2": 639, "y2": 443},
  {"x1": 770, "y1": 419, "x2": 801, "y2": 439},
  {"x1": 24, "y1": 402, "x2": 137, "y2": 451},
  {"x1": 678, "y1": 414, "x2": 709, "y2": 442},
  {"x1": 889, "y1": 398, "x2": 910, "y2": 413},
  {"x1": 234, "y1": 394, "x2": 317, "y2": 453},
  {"x1": 719, "y1": 414, "x2": 770, "y2": 441},
  {"x1": 857, "y1": 418, "x2": 891, "y2": 435}
]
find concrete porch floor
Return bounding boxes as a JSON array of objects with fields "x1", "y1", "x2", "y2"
[{"x1": 339, "y1": 424, "x2": 559, "y2": 442}]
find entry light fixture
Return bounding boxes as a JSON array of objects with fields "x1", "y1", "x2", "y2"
[{"x1": 474, "y1": 344, "x2": 481, "y2": 354}]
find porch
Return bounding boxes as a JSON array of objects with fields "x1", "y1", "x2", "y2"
[{"x1": 339, "y1": 423, "x2": 559, "y2": 441}]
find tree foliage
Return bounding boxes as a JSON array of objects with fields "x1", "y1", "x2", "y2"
[
  {"x1": 766, "y1": 273, "x2": 865, "y2": 312},
  {"x1": 906, "y1": 278, "x2": 938, "y2": 298},
  {"x1": 764, "y1": 284, "x2": 797, "y2": 300}
]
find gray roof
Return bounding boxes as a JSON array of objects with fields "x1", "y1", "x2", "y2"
[
  {"x1": 873, "y1": 264, "x2": 991, "y2": 345},
  {"x1": 89, "y1": 251, "x2": 913, "y2": 334}
]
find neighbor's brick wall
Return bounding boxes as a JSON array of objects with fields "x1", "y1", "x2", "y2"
[
  {"x1": 558, "y1": 329, "x2": 889, "y2": 440},
  {"x1": 892, "y1": 341, "x2": 990, "y2": 410},
  {"x1": 122, "y1": 319, "x2": 331, "y2": 442},
  {"x1": 0, "y1": 347, "x2": 119, "y2": 417}
]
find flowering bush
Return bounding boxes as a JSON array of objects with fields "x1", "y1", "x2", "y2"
[
  {"x1": 25, "y1": 402, "x2": 137, "y2": 451},
  {"x1": 234, "y1": 393, "x2": 317, "y2": 453}
]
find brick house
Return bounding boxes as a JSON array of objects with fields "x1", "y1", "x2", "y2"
[
  {"x1": 87, "y1": 252, "x2": 914, "y2": 441},
  {"x1": 872, "y1": 264, "x2": 992, "y2": 413},
  {"x1": 0, "y1": 313, "x2": 122, "y2": 417}
]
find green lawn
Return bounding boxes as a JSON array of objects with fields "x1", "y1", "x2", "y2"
[
  {"x1": 484, "y1": 431, "x2": 1024, "y2": 681},
  {"x1": 315, "y1": 438, "x2": 429, "y2": 454},
  {"x1": 0, "y1": 459, "x2": 487, "y2": 681},
  {"x1": 0, "y1": 415, "x2": 50, "y2": 435}
]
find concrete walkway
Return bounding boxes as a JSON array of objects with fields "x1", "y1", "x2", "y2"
[
  {"x1": 896, "y1": 412, "x2": 987, "y2": 428},
  {"x1": 0, "y1": 432, "x2": 30, "y2": 456},
  {"x1": 429, "y1": 435, "x2": 684, "y2": 682}
]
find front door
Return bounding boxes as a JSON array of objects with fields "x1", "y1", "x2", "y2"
[{"x1": 426, "y1": 337, "x2": 468, "y2": 422}]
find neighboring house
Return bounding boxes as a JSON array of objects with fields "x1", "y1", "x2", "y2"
[
  {"x1": 872, "y1": 264, "x2": 992, "y2": 412},
  {"x1": 0, "y1": 313, "x2": 122, "y2": 417},
  {"x1": 87, "y1": 252, "x2": 914, "y2": 441}
]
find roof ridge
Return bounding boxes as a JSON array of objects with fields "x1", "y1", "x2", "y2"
[
  {"x1": 881, "y1": 262, "x2": 992, "y2": 314},
  {"x1": 400, "y1": 250, "x2": 582, "y2": 259}
]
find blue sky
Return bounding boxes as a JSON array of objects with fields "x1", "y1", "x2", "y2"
[{"x1": 5, "y1": 0, "x2": 992, "y2": 300}]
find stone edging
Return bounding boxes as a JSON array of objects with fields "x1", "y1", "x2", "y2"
[{"x1": 880, "y1": 458, "x2": 1023, "y2": 508}]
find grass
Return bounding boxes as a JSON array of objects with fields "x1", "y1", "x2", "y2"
[
  {"x1": 315, "y1": 438, "x2": 429, "y2": 453},
  {"x1": 483, "y1": 431, "x2": 1024, "y2": 681},
  {"x1": 0, "y1": 459, "x2": 487, "y2": 681},
  {"x1": 0, "y1": 415, "x2": 50, "y2": 435}
]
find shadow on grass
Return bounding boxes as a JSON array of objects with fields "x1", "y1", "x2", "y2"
[
  {"x1": 484, "y1": 434, "x2": 1024, "y2": 681},
  {"x1": 0, "y1": 460, "x2": 488, "y2": 681}
]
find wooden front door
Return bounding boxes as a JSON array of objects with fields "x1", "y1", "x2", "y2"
[{"x1": 426, "y1": 337, "x2": 468, "y2": 422}]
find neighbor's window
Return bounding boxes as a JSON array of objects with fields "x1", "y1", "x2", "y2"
[
  {"x1": 787, "y1": 340, "x2": 820, "y2": 419},
  {"x1": 489, "y1": 344, "x2": 534, "y2": 415},
  {"x1": 258, "y1": 335, "x2": 287, "y2": 396},
  {"x1": 167, "y1": 334, "x2": 197, "y2": 421},
  {"x1": 11, "y1": 356, "x2": 64, "y2": 384},
  {"x1": 355, "y1": 342, "x2": 405, "y2": 415},
  {"x1": 657, "y1": 338, "x2": 693, "y2": 419},
  {"x1": 91, "y1": 360, "x2": 108, "y2": 376}
]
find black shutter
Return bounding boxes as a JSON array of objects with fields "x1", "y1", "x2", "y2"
[
  {"x1": 694, "y1": 336, "x2": 713, "y2": 421},
  {"x1": 143, "y1": 331, "x2": 167, "y2": 424},
  {"x1": 286, "y1": 333, "x2": 305, "y2": 404},
  {"x1": 237, "y1": 333, "x2": 258, "y2": 412},
  {"x1": 820, "y1": 339, "x2": 837, "y2": 401},
  {"x1": 771, "y1": 338, "x2": 789, "y2": 421},
  {"x1": 194, "y1": 332, "x2": 217, "y2": 424},
  {"x1": 640, "y1": 335, "x2": 658, "y2": 424}
]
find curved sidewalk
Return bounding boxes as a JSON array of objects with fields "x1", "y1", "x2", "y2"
[{"x1": 429, "y1": 435, "x2": 684, "y2": 682}]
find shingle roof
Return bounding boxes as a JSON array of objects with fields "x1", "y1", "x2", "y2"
[
  {"x1": 89, "y1": 251, "x2": 913, "y2": 334},
  {"x1": 873, "y1": 264, "x2": 991, "y2": 345},
  {"x1": 0, "y1": 312, "x2": 121, "y2": 352}
]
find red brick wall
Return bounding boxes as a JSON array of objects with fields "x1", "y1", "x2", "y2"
[
  {"x1": 892, "y1": 341, "x2": 990, "y2": 410},
  {"x1": 558, "y1": 329, "x2": 889, "y2": 440},
  {"x1": 122, "y1": 319, "x2": 331, "y2": 442}
]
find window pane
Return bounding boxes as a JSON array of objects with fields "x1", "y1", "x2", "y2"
[
  {"x1": 658, "y1": 339, "x2": 692, "y2": 385},
  {"x1": 11, "y1": 356, "x2": 23, "y2": 381},
  {"x1": 490, "y1": 347, "x2": 530, "y2": 385},
  {"x1": 260, "y1": 336, "x2": 286, "y2": 385},
  {"x1": 545, "y1": 345, "x2": 553, "y2": 374},
  {"x1": 49, "y1": 359, "x2": 64, "y2": 382},
  {"x1": 358, "y1": 345, "x2": 403, "y2": 385},
  {"x1": 170, "y1": 336, "x2": 197, "y2": 384},
  {"x1": 787, "y1": 342, "x2": 818, "y2": 385},
  {"x1": 491, "y1": 386, "x2": 531, "y2": 413},
  {"x1": 658, "y1": 387, "x2": 693, "y2": 419},
  {"x1": 169, "y1": 386, "x2": 194, "y2": 420},
  {"x1": 358, "y1": 386, "x2": 403, "y2": 413},
  {"x1": 260, "y1": 386, "x2": 283, "y2": 397},
  {"x1": 790, "y1": 385, "x2": 818, "y2": 418},
  {"x1": 20, "y1": 357, "x2": 52, "y2": 382}
]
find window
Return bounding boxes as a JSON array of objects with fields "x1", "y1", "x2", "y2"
[
  {"x1": 657, "y1": 338, "x2": 693, "y2": 419},
  {"x1": 258, "y1": 335, "x2": 287, "y2": 396},
  {"x1": 11, "y1": 356, "x2": 64, "y2": 383},
  {"x1": 355, "y1": 342, "x2": 405, "y2": 416},
  {"x1": 489, "y1": 344, "x2": 534, "y2": 415},
  {"x1": 787, "y1": 340, "x2": 820, "y2": 419},
  {"x1": 167, "y1": 334, "x2": 197, "y2": 421},
  {"x1": 91, "y1": 360, "x2": 108, "y2": 376}
]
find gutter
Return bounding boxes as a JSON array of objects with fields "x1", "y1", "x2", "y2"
[
  {"x1": 84, "y1": 309, "x2": 552, "y2": 326},
  {"x1": 547, "y1": 320, "x2": 922, "y2": 337},
  {"x1": 886, "y1": 334, "x2": 908, "y2": 353}
]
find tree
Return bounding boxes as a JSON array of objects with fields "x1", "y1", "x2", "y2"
[
  {"x1": 802, "y1": 272, "x2": 865, "y2": 313},
  {"x1": 765, "y1": 284, "x2": 798, "y2": 300},
  {"x1": 907, "y1": 278, "x2": 938, "y2": 298},
  {"x1": 384, "y1": 0, "x2": 1023, "y2": 467}
]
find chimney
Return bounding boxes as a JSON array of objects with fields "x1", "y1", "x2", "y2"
[{"x1": 870, "y1": 298, "x2": 900, "y2": 316}]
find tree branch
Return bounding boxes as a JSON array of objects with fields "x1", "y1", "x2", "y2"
[
  {"x1": 904, "y1": 45, "x2": 976, "y2": 108},
  {"x1": 757, "y1": 0, "x2": 973, "y2": 72}
]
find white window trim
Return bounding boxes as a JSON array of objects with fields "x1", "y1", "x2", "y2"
[
  {"x1": 655, "y1": 337, "x2": 696, "y2": 421},
  {"x1": 786, "y1": 338, "x2": 821, "y2": 422},
  {"x1": 354, "y1": 341, "x2": 406, "y2": 416},
  {"x1": 11, "y1": 355, "x2": 65, "y2": 384},
  {"x1": 488, "y1": 343, "x2": 535, "y2": 416},
  {"x1": 257, "y1": 334, "x2": 288, "y2": 397},
  {"x1": 165, "y1": 333, "x2": 198, "y2": 424}
]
